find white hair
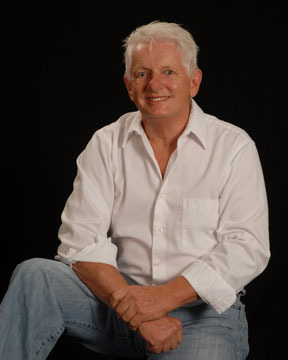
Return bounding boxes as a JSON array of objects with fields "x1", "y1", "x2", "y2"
[{"x1": 123, "y1": 21, "x2": 199, "y2": 79}]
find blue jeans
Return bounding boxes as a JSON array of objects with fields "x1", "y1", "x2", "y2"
[{"x1": 0, "y1": 258, "x2": 249, "y2": 359}]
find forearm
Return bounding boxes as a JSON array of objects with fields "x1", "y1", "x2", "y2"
[
  {"x1": 162, "y1": 276, "x2": 200, "y2": 311},
  {"x1": 111, "y1": 275, "x2": 199, "y2": 330},
  {"x1": 72, "y1": 261, "x2": 128, "y2": 307}
]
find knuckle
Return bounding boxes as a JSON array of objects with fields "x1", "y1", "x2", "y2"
[
  {"x1": 122, "y1": 314, "x2": 129, "y2": 322},
  {"x1": 148, "y1": 339, "x2": 155, "y2": 347},
  {"x1": 134, "y1": 300, "x2": 141, "y2": 309},
  {"x1": 130, "y1": 319, "x2": 136, "y2": 328},
  {"x1": 152, "y1": 346, "x2": 161, "y2": 354},
  {"x1": 159, "y1": 335, "x2": 166, "y2": 343},
  {"x1": 170, "y1": 323, "x2": 178, "y2": 332},
  {"x1": 137, "y1": 305, "x2": 145, "y2": 315},
  {"x1": 171, "y1": 327, "x2": 177, "y2": 335},
  {"x1": 175, "y1": 318, "x2": 182, "y2": 326},
  {"x1": 110, "y1": 293, "x2": 117, "y2": 304},
  {"x1": 112, "y1": 289, "x2": 121, "y2": 299},
  {"x1": 175, "y1": 321, "x2": 182, "y2": 331},
  {"x1": 130, "y1": 316, "x2": 141, "y2": 328}
]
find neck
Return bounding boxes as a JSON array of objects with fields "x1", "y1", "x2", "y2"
[
  {"x1": 142, "y1": 120, "x2": 185, "y2": 150},
  {"x1": 142, "y1": 104, "x2": 191, "y2": 148}
]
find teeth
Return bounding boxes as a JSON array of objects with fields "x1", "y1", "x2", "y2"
[{"x1": 148, "y1": 97, "x2": 169, "y2": 102}]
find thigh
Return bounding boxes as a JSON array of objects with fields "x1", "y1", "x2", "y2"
[
  {"x1": 11, "y1": 258, "x2": 146, "y2": 358},
  {"x1": 147, "y1": 300, "x2": 249, "y2": 360}
]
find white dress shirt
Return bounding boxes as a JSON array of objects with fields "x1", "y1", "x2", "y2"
[{"x1": 57, "y1": 100, "x2": 270, "y2": 314}]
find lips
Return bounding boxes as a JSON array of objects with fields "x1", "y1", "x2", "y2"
[{"x1": 146, "y1": 96, "x2": 170, "y2": 102}]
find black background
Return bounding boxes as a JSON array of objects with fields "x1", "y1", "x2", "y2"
[{"x1": 2, "y1": 3, "x2": 287, "y2": 359}]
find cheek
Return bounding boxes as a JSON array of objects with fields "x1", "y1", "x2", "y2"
[
  {"x1": 181, "y1": 81, "x2": 194, "y2": 97},
  {"x1": 128, "y1": 84, "x2": 140, "y2": 102},
  {"x1": 131, "y1": 84, "x2": 145, "y2": 101},
  {"x1": 173, "y1": 84, "x2": 190, "y2": 99},
  {"x1": 169, "y1": 80, "x2": 186, "y2": 92}
]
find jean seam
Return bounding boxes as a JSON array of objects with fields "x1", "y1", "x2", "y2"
[
  {"x1": 231, "y1": 304, "x2": 241, "y2": 310},
  {"x1": 33, "y1": 325, "x2": 65, "y2": 360},
  {"x1": 236, "y1": 304, "x2": 249, "y2": 360}
]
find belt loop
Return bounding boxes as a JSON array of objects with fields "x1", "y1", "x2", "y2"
[{"x1": 237, "y1": 289, "x2": 246, "y2": 299}]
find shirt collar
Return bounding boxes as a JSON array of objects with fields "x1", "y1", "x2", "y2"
[
  {"x1": 182, "y1": 99, "x2": 207, "y2": 149},
  {"x1": 122, "y1": 98, "x2": 207, "y2": 149},
  {"x1": 121, "y1": 111, "x2": 144, "y2": 148}
]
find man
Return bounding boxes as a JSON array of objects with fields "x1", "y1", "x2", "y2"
[{"x1": 0, "y1": 21, "x2": 270, "y2": 359}]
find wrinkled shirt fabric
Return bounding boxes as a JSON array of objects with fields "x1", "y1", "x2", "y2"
[{"x1": 57, "y1": 100, "x2": 270, "y2": 314}]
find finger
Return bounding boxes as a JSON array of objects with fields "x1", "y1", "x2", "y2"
[
  {"x1": 162, "y1": 340, "x2": 172, "y2": 353},
  {"x1": 110, "y1": 287, "x2": 129, "y2": 308},
  {"x1": 148, "y1": 343, "x2": 162, "y2": 354},
  {"x1": 177, "y1": 323, "x2": 183, "y2": 344},
  {"x1": 121, "y1": 304, "x2": 137, "y2": 324},
  {"x1": 115, "y1": 299, "x2": 130, "y2": 318},
  {"x1": 146, "y1": 338, "x2": 162, "y2": 354},
  {"x1": 170, "y1": 335, "x2": 179, "y2": 350},
  {"x1": 129, "y1": 313, "x2": 143, "y2": 330}
]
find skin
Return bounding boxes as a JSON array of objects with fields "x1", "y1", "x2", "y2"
[
  {"x1": 124, "y1": 40, "x2": 202, "y2": 177},
  {"x1": 73, "y1": 40, "x2": 202, "y2": 354}
]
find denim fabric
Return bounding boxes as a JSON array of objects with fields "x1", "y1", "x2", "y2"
[{"x1": 0, "y1": 258, "x2": 249, "y2": 359}]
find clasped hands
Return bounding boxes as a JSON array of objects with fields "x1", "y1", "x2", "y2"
[{"x1": 110, "y1": 285, "x2": 182, "y2": 354}]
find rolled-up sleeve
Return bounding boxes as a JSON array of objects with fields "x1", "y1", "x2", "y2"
[
  {"x1": 182, "y1": 140, "x2": 270, "y2": 314},
  {"x1": 56, "y1": 131, "x2": 118, "y2": 268}
]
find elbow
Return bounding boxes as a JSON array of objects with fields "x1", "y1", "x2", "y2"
[
  {"x1": 262, "y1": 247, "x2": 271, "y2": 271},
  {"x1": 253, "y1": 242, "x2": 271, "y2": 279}
]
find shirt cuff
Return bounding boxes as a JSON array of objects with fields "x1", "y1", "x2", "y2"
[
  {"x1": 56, "y1": 240, "x2": 118, "y2": 269},
  {"x1": 181, "y1": 259, "x2": 236, "y2": 314}
]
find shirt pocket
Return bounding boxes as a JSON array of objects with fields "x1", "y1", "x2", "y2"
[{"x1": 182, "y1": 198, "x2": 219, "y2": 252}]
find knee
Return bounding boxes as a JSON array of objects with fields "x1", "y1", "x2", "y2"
[{"x1": 12, "y1": 258, "x2": 59, "y2": 284}]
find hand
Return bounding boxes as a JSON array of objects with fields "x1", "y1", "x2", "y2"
[
  {"x1": 138, "y1": 315, "x2": 183, "y2": 354},
  {"x1": 110, "y1": 285, "x2": 168, "y2": 330}
]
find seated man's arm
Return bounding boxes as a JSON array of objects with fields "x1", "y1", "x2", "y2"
[
  {"x1": 111, "y1": 140, "x2": 270, "y2": 329},
  {"x1": 72, "y1": 262, "x2": 128, "y2": 306},
  {"x1": 72, "y1": 261, "x2": 194, "y2": 323},
  {"x1": 72, "y1": 261, "x2": 183, "y2": 354},
  {"x1": 111, "y1": 276, "x2": 199, "y2": 330}
]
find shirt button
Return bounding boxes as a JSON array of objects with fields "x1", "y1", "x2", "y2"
[
  {"x1": 154, "y1": 260, "x2": 162, "y2": 267},
  {"x1": 158, "y1": 227, "x2": 163, "y2": 233},
  {"x1": 160, "y1": 193, "x2": 165, "y2": 198}
]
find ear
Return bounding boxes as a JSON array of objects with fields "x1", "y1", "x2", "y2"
[
  {"x1": 189, "y1": 68, "x2": 202, "y2": 98},
  {"x1": 123, "y1": 75, "x2": 135, "y2": 102}
]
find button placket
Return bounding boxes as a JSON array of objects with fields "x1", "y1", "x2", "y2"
[{"x1": 151, "y1": 186, "x2": 168, "y2": 282}]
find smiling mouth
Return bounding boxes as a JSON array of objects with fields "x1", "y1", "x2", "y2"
[{"x1": 146, "y1": 96, "x2": 170, "y2": 102}]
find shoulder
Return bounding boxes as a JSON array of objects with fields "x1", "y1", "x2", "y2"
[
  {"x1": 96, "y1": 111, "x2": 138, "y2": 135},
  {"x1": 78, "y1": 111, "x2": 140, "y2": 164},
  {"x1": 203, "y1": 112, "x2": 255, "y2": 153},
  {"x1": 90, "y1": 111, "x2": 139, "y2": 146}
]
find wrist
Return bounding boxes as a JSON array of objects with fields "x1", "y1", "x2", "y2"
[{"x1": 162, "y1": 276, "x2": 199, "y2": 311}]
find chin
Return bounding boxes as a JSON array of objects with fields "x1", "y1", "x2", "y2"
[
  {"x1": 143, "y1": 111, "x2": 170, "y2": 120},
  {"x1": 142, "y1": 107, "x2": 172, "y2": 119}
]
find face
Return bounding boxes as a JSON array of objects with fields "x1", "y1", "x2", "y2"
[{"x1": 124, "y1": 40, "x2": 202, "y2": 123}]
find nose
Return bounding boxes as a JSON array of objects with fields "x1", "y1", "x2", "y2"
[{"x1": 147, "y1": 72, "x2": 163, "y2": 92}]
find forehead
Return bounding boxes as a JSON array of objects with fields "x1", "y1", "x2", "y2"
[{"x1": 131, "y1": 40, "x2": 184, "y2": 68}]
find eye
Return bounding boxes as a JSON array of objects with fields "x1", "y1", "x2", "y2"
[
  {"x1": 166, "y1": 70, "x2": 175, "y2": 75},
  {"x1": 137, "y1": 71, "x2": 147, "y2": 78}
]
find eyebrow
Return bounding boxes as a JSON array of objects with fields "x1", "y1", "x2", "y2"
[{"x1": 133, "y1": 65, "x2": 176, "y2": 72}]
